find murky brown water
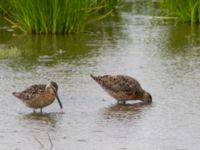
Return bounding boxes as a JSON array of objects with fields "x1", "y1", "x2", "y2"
[{"x1": 1, "y1": 1, "x2": 200, "y2": 150}]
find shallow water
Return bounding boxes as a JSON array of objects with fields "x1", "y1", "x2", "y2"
[{"x1": 1, "y1": 1, "x2": 200, "y2": 150}]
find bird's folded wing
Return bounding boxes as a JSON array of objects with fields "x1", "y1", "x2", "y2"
[{"x1": 20, "y1": 84, "x2": 46, "y2": 100}]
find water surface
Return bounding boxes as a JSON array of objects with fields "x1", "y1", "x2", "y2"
[{"x1": 0, "y1": 1, "x2": 200, "y2": 150}]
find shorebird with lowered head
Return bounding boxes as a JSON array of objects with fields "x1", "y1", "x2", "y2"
[
  {"x1": 12, "y1": 81, "x2": 63, "y2": 113},
  {"x1": 90, "y1": 74, "x2": 152, "y2": 105}
]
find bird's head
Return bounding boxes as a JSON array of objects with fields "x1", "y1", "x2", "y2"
[
  {"x1": 142, "y1": 91, "x2": 152, "y2": 104},
  {"x1": 46, "y1": 81, "x2": 63, "y2": 109}
]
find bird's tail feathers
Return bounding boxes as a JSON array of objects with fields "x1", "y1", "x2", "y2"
[
  {"x1": 12, "y1": 92, "x2": 20, "y2": 98},
  {"x1": 90, "y1": 74, "x2": 96, "y2": 80}
]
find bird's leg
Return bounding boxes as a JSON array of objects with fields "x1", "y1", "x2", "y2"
[
  {"x1": 117, "y1": 100, "x2": 126, "y2": 105},
  {"x1": 33, "y1": 109, "x2": 36, "y2": 113},
  {"x1": 40, "y1": 108, "x2": 43, "y2": 113}
]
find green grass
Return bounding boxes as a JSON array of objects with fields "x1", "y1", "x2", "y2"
[
  {"x1": 0, "y1": 0, "x2": 11, "y2": 15},
  {"x1": 162, "y1": 0, "x2": 200, "y2": 23},
  {"x1": 1, "y1": 0, "x2": 121, "y2": 34}
]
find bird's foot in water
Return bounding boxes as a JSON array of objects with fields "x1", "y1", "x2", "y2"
[{"x1": 117, "y1": 100, "x2": 126, "y2": 105}]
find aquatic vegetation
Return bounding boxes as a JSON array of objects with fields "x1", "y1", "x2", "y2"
[
  {"x1": 0, "y1": 0, "x2": 11, "y2": 15},
  {"x1": 0, "y1": 47, "x2": 21, "y2": 59},
  {"x1": 162, "y1": 0, "x2": 200, "y2": 23},
  {"x1": 1, "y1": 0, "x2": 121, "y2": 34}
]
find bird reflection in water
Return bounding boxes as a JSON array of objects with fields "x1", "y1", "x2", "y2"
[
  {"x1": 20, "y1": 112, "x2": 63, "y2": 127},
  {"x1": 103, "y1": 102, "x2": 151, "y2": 121}
]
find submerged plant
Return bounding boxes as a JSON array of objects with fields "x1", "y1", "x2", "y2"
[{"x1": 3, "y1": 0, "x2": 121, "y2": 34}]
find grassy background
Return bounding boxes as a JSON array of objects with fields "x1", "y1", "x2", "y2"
[
  {"x1": 162, "y1": 0, "x2": 200, "y2": 23},
  {"x1": 0, "y1": 0, "x2": 121, "y2": 34}
]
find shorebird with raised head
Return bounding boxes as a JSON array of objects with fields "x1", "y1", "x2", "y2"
[
  {"x1": 12, "y1": 81, "x2": 63, "y2": 113},
  {"x1": 90, "y1": 74, "x2": 152, "y2": 105}
]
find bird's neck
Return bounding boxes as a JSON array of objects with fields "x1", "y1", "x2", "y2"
[{"x1": 45, "y1": 87, "x2": 55, "y2": 95}]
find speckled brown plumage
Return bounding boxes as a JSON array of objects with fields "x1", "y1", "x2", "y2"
[
  {"x1": 90, "y1": 74, "x2": 152, "y2": 104},
  {"x1": 12, "y1": 81, "x2": 63, "y2": 113}
]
